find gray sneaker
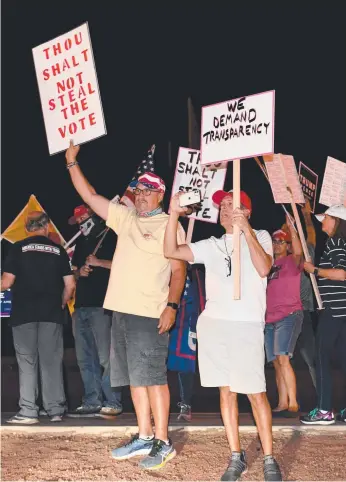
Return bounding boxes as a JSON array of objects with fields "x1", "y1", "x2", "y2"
[
  {"x1": 263, "y1": 455, "x2": 282, "y2": 481},
  {"x1": 139, "y1": 439, "x2": 176, "y2": 470},
  {"x1": 221, "y1": 451, "x2": 247, "y2": 481},
  {"x1": 177, "y1": 402, "x2": 192, "y2": 422},
  {"x1": 66, "y1": 405, "x2": 102, "y2": 417},
  {"x1": 111, "y1": 434, "x2": 153, "y2": 460},
  {"x1": 7, "y1": 414, "x2": 39, "y2": 425}
]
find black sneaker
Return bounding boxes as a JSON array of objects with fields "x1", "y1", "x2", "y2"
[
  {"x1": 66, "y1": 404, "x2": 102, "y2": 417},
  {"x1": 264, "y1": 455, "x2": 282, "y2": 481},
  {"x1": 177, "y1": 402, "x2": 192, "y2": 422},
  {"x1": 221, "y1": 451, "x2": 247, "y2": 481}
]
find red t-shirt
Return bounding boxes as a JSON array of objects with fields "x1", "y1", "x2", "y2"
[{"x1": 266, "y1": 255, "x2": 303, "y2": 323}]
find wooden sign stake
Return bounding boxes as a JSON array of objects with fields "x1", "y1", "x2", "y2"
[
  {"x1": 277, "y1": 155, "x2": 323, "y2": 310},
  {"x1": 233, "y1": 159, "x2": 241, "y2": 300}
]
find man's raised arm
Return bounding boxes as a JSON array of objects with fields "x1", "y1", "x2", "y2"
[
  {"x1": 164, "y1": 193, "x2": 194, "y2": 262},
  {"x1": 65, "y1": 141, "x2": 110, "y2": 221}
]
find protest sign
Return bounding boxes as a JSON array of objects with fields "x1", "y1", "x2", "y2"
[
  {"x1": 319, "y1": 156, "x2": 346, "y2": 207},
  {"x1": 200, "y1": 90, "x2": 275, "y2": 165},
  {"x1": 264, "y1": 154, "x2": 305, "y2": 204},
  {"x1": 298, "y1": 162, "x2": 318, "y2": 212},
  {"x1": 0, "y1": 289, "x2": 12, "y2": 318},
  {"x1": 32, "y1": 23, "x2": 106, "y2": 155},
  {"x1": 171, "y1": 147, "x2": 227, "y2": 224}
]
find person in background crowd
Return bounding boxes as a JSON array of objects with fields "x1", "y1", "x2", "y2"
[
  {"x1": 283, "y1": 201, "x2": 317, "y2": 391},
  {"x1": 168, "y1": 265, "x2": 205, "y2": 422},
  {"x1": 265, "y1": 219, "x2": 304, "y2": 417},
  {"x1": 301, "y1": 205, "x2": 346, "y2": 425},
  {"x1": 1, "y1": 211, "x2": 75, "y2": 424},
  {"x1": 65, "y1": 141, "x2": 186, "y2": 471},
  {"x1": 164, "y1": 190, "x2": 282, "y2": 482},
  {"x1": 67, "y1": 204, "x2": 122, "y2": 417}
]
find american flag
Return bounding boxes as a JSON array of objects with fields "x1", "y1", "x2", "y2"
[{"x1": 121, "y1": 145, "x2": 156, "y2": 208}]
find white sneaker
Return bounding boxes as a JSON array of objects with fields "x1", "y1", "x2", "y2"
[
  {"x1": 39, "y1": 409, "x2": 48, "y2": 417},
  {"x1": 7, "y1": 414, "x2": 39, "y2": 425},
  {"x1": 99, "y1": 406, "x2": 123, "y2": 416},
  {"x1": 50, "y1": 415, "x2": 63, "y2": 422}
]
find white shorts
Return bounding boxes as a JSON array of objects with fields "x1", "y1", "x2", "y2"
[{"x1": 197, "y1": 315, "x2": 266, "y2": 394}]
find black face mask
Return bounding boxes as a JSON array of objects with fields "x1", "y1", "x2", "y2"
[{"x1": 79, "y1": 215, "x2": 105, "y2": 237}]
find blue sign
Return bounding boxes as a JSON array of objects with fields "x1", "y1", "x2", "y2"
[{"x1": 1, "y1": 289, "x2": 12, "y2": 317}]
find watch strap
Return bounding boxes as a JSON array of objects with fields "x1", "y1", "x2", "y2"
[{"x1": 167, "y1": 302, "x2": 178, "y2": 310}]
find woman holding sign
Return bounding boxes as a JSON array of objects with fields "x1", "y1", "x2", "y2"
[
  {"x1": 265, "y1": 219, "x2": 304, "y2": 417},
  {"x1": 301, "y1": 205, "x2": 346, "y2": 425}
]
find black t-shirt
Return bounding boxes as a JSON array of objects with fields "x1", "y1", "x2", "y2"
[
  {"x1": 3, "y1": 235, "x2": 73, "y2": 326},
  {"x1": 72, "y1": 229, "x2": 116, "y2": 308}
]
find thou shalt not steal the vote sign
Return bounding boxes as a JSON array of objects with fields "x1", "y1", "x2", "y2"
[
  {"x1": 32, "y1": 23, "x2": 106, "y2": 155},
  {"x1": 171, "y1": 147, "x2": 227, "y2": 224},
  {"x1": 200, "y1": 90, "x2": 275, "y2": 165}
]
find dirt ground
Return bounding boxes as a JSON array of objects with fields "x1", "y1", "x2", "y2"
[{"x1": 1, "y1": 430, "x2": 345, "y2": 481}]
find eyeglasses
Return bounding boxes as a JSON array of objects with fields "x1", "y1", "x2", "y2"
[
  {"x1": 133, "y1": 188, "x2": 160, "y2": 196},
  {"x1": 273, "y1": 239, "x2": 287, "y2": 245}
]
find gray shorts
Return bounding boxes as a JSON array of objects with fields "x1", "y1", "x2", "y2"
[{"x1": 110, "y1": 312, "x2": 169, "y2": 387}]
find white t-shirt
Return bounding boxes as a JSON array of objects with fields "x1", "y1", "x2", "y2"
[{"x1": 189, "y1": 230, "x2": 273, "y2": 322}]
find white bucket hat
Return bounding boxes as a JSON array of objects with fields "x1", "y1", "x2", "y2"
[{"x1": 315, "y1": 204, "x2": 346, "y2": 222}]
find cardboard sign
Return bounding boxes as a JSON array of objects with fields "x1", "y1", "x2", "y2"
[
  {"x1": 171, "y1": 147, "x2": 227, "y2": 223},
  {"x1": 1, "y1": 289, "x2": 12, "y2": 318},
  {"x1": 32, "y1": 23, "x2": 106, "y2": 155},
  {"x1": 319, "y1": 156, "x2": 346, "y2": 207},
  {"x1": 200, "y1": 90, "x2": 275, "y2": 165},
  {"x1": 298, "y1": 162, "x2": 318, "y2": 212},
  {"x1": 264, "y1": 154, "x2": 305, "y2": 204}
]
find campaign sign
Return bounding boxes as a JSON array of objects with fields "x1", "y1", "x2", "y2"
[
  {"x1": 299, "y1": 162, "x2": 318, "y2": 212},
  {"x1": 32, "y1": 22, "x2": 106, "y2": 155},
  {"x1": 1, "y1": 289, "x2": 12, "y2": 318}
]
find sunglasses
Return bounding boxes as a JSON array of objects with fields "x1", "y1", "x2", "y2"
[{"x1": 133, "y1": 188, "x2": 160, "y2": 196}]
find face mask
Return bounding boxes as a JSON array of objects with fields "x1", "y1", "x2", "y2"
[{"x1": 79, "y1": 217, "x2": 95, "y2": 236}]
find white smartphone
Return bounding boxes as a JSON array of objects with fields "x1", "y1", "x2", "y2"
[{"x1": 179, "y1": 190, "x2": 201, "y2": 207}]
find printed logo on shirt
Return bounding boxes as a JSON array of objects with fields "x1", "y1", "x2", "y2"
[
  {"x1": 22, "y1": 244, "x2": 60, "y2": 255},
  {"x1": 268, "y1": 264, "x2": 282, "y2": 281}
]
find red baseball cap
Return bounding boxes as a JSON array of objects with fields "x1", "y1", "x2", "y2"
[
  {"x1": 129, "y1": 173, "x2": 166, "y2": 193},
  {"x1": 68, "y1": 205, "x2": 92, "y2": 225},
  {"x1": 272, "y1": 229, "x2": 291, "y2": 242},
  {"x1": 212, "y1": 189, "x2": 252, "y2": 213}
]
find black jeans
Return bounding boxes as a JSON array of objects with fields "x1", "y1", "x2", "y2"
[
  {"x1": 316, "y1": 308, "x2": 346, "y2": 411},
  {"x1": 296, "y1": 310, "x2": 316, "y2": 389},
  {"x1": 178, "y1": 371, "x2": 194, "y2": 406}
]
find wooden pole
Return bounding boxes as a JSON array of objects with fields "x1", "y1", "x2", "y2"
[
  {"x1": 277, "y1": 155, "x2": 323, "y2": 310},
  {"x1": 233, "y1": 159, "x2": 241, "y2": 300}
]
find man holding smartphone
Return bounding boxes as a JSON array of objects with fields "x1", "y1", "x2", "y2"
[{"x1": 164, "y1": 189, "x2": 282, "y2": 482}]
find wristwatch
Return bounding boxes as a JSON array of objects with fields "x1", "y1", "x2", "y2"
[
  {"x1": 313, "y1": 267, "x2": 319, "y2": 277},
  {"x1": 167, "y1": 302, "x2": 179, "y2": 310}
]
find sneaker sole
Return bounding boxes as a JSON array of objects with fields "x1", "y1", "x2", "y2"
[
  {"x1": 7, "y1": 419, "x2": 39, "y2": 425},
  {"x1": 221, "y1": 468, "x2": 248, "y2": 481},
  {"x1": 142, "y1": 449, "x2": 177, "y2": 470},
  {"x1": 111, "y1": 448, "x2": 152, "y2": 460},
  {"x1": 300, "y1": 419, "x2": 335, "y2": 425},
  {"x1": 66, "y1": 413, "x2": 100, "y2": 418}
]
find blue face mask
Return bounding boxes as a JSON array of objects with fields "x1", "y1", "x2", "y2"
[{"x1": 137, "y1": 206, "x2": 163, "y2": 218}]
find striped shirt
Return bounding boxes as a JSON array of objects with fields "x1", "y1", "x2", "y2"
[{"x1": 318, "y1": 236, "x2": 346, "y2": 318}]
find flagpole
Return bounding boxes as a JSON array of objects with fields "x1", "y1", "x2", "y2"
[{"x1": 186, "y1": 97, "x2": 196, "y2": 243}]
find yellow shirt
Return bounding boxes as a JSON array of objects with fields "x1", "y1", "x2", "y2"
[{"x1": 103, "y1": 203, "x2": 185, "y2": 318}]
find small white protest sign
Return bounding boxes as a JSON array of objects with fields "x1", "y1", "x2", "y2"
[
  {"x1": 32, "y1": 22, "x2": 106, "y2": 155},
  {"x1": 200, "y1": 90, "x2": 275, "y2": 165},
  {"x1": 264, "y1": 154, "x2": 305, "y2": 204},
  {"x1": 171, "y1": 147, "x2": 227, "y2": 223},
  {"x1": 319, "y1": 156, "x2": 346, "y2": 207}
]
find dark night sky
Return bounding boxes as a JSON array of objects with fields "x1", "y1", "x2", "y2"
[{"x1": 2, "y1": 3, "x2": 346, "y2": 253}]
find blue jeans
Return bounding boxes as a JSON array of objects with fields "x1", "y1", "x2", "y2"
[
  {"x1": 73, "y1": 308, "x2": 122, "y2": 409},
  {"x1": 178, "y1": 371, "x2": 194, "y2": 406},
  {"x1": 265, "y1": 310, "x2": 303, "y2": 362}
]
